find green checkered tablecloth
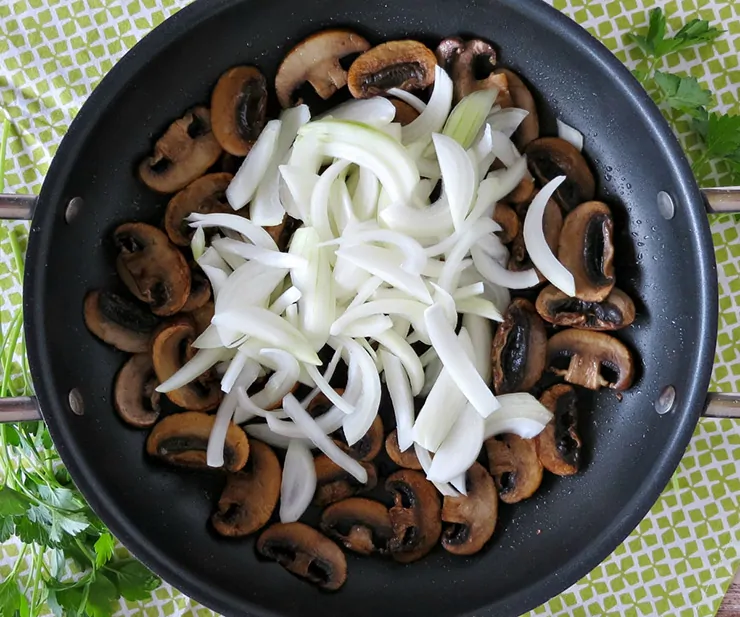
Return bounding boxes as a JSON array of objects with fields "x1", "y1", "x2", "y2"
[{"x1": 0, "y1": 1, "x2": 738, "y2": 616}]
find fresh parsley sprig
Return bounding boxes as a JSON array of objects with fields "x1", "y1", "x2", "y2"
[
  {"x1": 0, "y1": 117, "x2": 160, "y2": 617},
  {"x1": 626, "y1": 8, "x2": 740, "y2": 183}
]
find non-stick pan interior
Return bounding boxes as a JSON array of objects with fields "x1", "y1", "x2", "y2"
[{"x1": 25, "y1": 0, "x2": 717, "y2": 615}]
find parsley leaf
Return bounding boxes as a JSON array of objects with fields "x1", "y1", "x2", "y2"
[
  {"x1": 653, "y1": 71, "x2": 712, "y2": 117},
  {"x1": 107, "y1": 559, "x2": 160, "y2": 602},
  {"x1": 85, "y1": 574, "x2": 117, "y2": 617},
  {"x1": 0, "y1": 486, "x2": 32, "y2": 516},
  {"x1": 704, "y1": 112, "x2": 740, "y2": 159},
  {"x1": 627, "y1": 8, "x2": 722, "y2": 59},
  {"x1": 0, "y1": 580, "x2": 23, "y2": 616},
  {"x1": 0, "y1": 515, "x2": 15, "y2": 542},
  {"x1": 94, "y1": 533, "x2": 116, "y2": 569}
]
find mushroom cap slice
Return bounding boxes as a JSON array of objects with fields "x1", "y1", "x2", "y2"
[
  {"x1": 275, "y1": 29, "x2": 371, "y2": 108},
  {"x1": 180, "y1": 264, "x2": 212, "y2": 313},
  {"x1": 114, "y1": 222, "x2": 191, "y2": 317},
  {"x1": 385, "y1": 469, "x2": 442, "y2": 563},
  {"x1": 165, "y1": 173, "x2": 233, "y2": 246},
  {"x1": 525, "y1": 137, "x2": 595, "y2": 212},
  {"x1": 390, "y1": 99, "x2": 420, "y2": 126},
  {"x1": 139, "y1": 106, "x2": 223, "y2": 194},
  {"x1": 558, "y1": 201, "x2": 616, "y2": 302},
  {"x1": 503, "y1": 173, "x2": 536, "y2": 206},
  {"x1": 320, "y1": 497, "x2": 394, "y2": 555},
  {"x1": 211, "y1": 66, "x2": 268, "y2": 156},
  {"x1": 257, "y1": 522, "x2": 347, "y2": 591},
  {"x1": 114, "y1": 353, "x2": 161, "y2": 428},
  {"x1": 191, "y1": 301, "x2": 214, "y2": 336},
  {"x1": 335, "y1": 414, "x2": 383, "y2": 462},
  {"x1": 313, "y1": 455, "x2": 377, "y2": 506},
  {"x1": 536, "y1": 285, "x2": 635, "y2": 331},
  {"x1": 151, "y1": 319, "x2": 222, "y2": 410},
  {"x1": 494, "y1": 68, "x2": 539, "y2": 149},
  {"x1": 146, "y1": 411, "x2": 249, "y2": 471},
  {"x1": 385, "y1": 429, "x2": 422, "y2": 470},
  {"x1": 434, "y1": 37, "x2": 464, "y2": 73},
  {"x1": 491, "y1": 298, "x2": 547, "y2": 395},
  {"x1": 212, "y1": 440, "x2": 281, "y2": 536},
  {"x1": 348, "y1": 40, "x2": 437, "y2": 99},
  {"x1": 485, "y1": 434, "x2": 543, "y2": 504},
  {"x1": 441, "y1": 462, "x2": 497, "y2": 555},
  {"x1": 536, "y1": 384, "x2": 582, "y2": 476},
  {"x1": 547, "y1": 329, "x2": 634, "y2": 391},
  {"x1": 449, "y1": 39, "x2": 508, "y2": 103},
  {"x1": 492, "y1": 203, "x2": 520, "y2": 245},
  {"x1": 84, "y1": 290, "x2": 160, "y2": 353}
]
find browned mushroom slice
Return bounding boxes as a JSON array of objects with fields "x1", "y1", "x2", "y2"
[
  {"x1": 348, "y1": 40, "x2": 437, "y2": 99},
  {"x1": 491, "y1": 298, "x2": 547, "y2": 395},
  {"x1": 263, "y1": 214, "x2": 301, "y2": 252},
  {"x1": 525, "y1": 137, "x2": 595, "y2": 212},
  {"x1": 485, "y1": 434, "x2": 543, "y2": 504},
  {"x1": 114, "y1": 354, "x2": 161, "y2": 428},
  {"x1": 494, "y1": 68, "x2": 539, "y2": 149},
  {"x1": 191, "y1": 301, "x2": 214, "y2": 337},
  {"x1": 146, "y1": 411, "x2": 249, "y2": 471},
  {"x1": 502, "y1": 173, "x2": 536, "y2": 207},
  {"x1": 212, "y1": 440, "x2": 281, "y2": 536},
  {"x1": 151, "y1": 319, "x2": 222, "y2": 410},
  {"x1": 314, "y1": 455, "x2": 377, "y2": 506},
  {"x1": 180, "y1": 264, "x2": 211, "y2": 313},
  {"x1": 390, "y1": 99, "x2": 420, "y2": 126},
  {"x1": 84, "y1": 290, "x2": 160, "y2": 353},
  {"x1": 385, "y1": 429, "x2": 422, "y2": 470},
  {"x1": 307, "y1": 390, "x2": 342, "y2": 418},
  {"x1": 547, "y1": 329, "x2": 634, "y2": 391},
  {"x1": 559, "y1": 201, "x2": 616, "y2": 302},
  {"x1": 450, "y1": 39, "x2": 508, "y2": 103},
  {"x1": 114, "y1": 222, "x2": 191, "y2": 317},
  {"x1": 537, "y1": 384, "x2": 582, "y2": 476},
  {"x1": 275, "y1": 29, "x2": 371, "y2": 108},
  {"x1": 257, "y1": 522, "x2": 347, "y2": 590},
  {"x1": 334, "y1": 415, "x2": 383, "y2": 462},
  {"x1": 139, "y1": 106, "x2": 223, "y2": 193},
  {"x1": 441, "y1": 462, "x2": 497, "y2": 555},
  {"x1": 211, "y1": 66, "x2": 267, "y2": 156},
  {"x1": 536, "y1": 285, "x2": 635, "y2": 331},
  {"x1": 320, "y1": 497, "x2": 394, "y2": 555},
  {"x1": 434, "y1": 37, "x2": 464, "y2": 73},
  {"x1": 164, "y1": 173, "x2": 233, "y2": 246},
  {"x1": 492, "y1": 203, "x2": 520, "y2": 244},
  {"x1": 385, "y1": 469, "x2": 442, "y2": 563}
]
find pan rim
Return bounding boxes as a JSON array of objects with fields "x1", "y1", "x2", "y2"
[{"x1": 23, "y1": 0, "x2": 719, "y2": 615}]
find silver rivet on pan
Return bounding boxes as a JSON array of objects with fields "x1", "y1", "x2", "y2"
[
  {"x1": 657, "y1": 191, "x2": 675, "y2": 220},
  {"x1": 655, "y1": 385, "x2": 676, "y2": 415},
  {"x1": 68, "y1": 388, "x2": 84, "y2": 415},
  {"x1": 64, "y1": 197, "x2": 83, "y2": 224}
]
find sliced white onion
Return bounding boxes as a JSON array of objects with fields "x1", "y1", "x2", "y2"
[
  {"x1": 221, "y1": 348, "x2": 250, "y2": 393},
  {"x1": 483, "y1": 393, "x2": 553, "y2": 439},
  {"x1": 462, "y1": 313, "x2": 493, "y2": 385},
  {"x1": 450, "y1": 473, "x2": 467, "y2": 496},
  {"x1": 380, "y1": 351, "x2": 414, "y2": 452},
  {"x1": 433, "y1": 133, "x2": 476, "y2": 230},
  {"x1": 188, "y1": 212, "x2": 277, "y2": 250},
  {"x1": 279, "y1": 165, "x2": 318, "y2": 223},
  {"x1": 387, "y1": 88, "x2": 427, "y2": 113},
  {"x1": 351, "y1": 166, "x2": 379, "y2": 221},
  {"x1": 437, "y1": 218, "x2": 501, "y2": 292},
  {"x1": 557, "y1": 118, "x2": 584, "y2": 151},
  {"x1": 211, "y1": 237, "x2": 306, "y2": 269},
  {"x1": 280, "y1": 440, "x2": 317, "y2": 523},
  {"x1": 244, "y1": 423, "x2": 310, "y2": 449},
  {"x1": 156, "y1": 347, "x2": 229, "y2": 393},
  {"x1": 373, "y1": 329, "x2": 424, "y2": 396},
  {"x1": 453, "y1": 282, "x2": 485, "y2": 300},
  {"x1": 331, "y1": 299, "x2": 427, "y2": 338},
  {"x1": 226, "y1": 119, "x2": 281, "y2": 210},
  {"x1": 399, "y1": 66, "x2": 453, "y2": 145},
  {"x1": 215, "y1": 262, "x2": 288, "y2": 315},
  {"x1": 319, "y1": 97, "x2": 396, "y2": 126},
  {"x1": 414, "y1": 444, "x2": 460, "y2": 497},
  {"x1": 337, "y1": 336, "x2": 382, "y2": 446},
  {"x1": 199, "y1": 264, "x2": 229, "y2": 300},
  {"x1": 523, "y1": 175, "x2": 576, "y2": 296},
  {"x1": 442, "y1": 88, "x2": 498, "y2": 148},
  {"x1": 427, "y1": 403, "x2": 484, "y2": 483},
  {"x1": 489, "y1": 129, "x2": 520, "y2": 168},
  {"x1": 412, "y1": 365, "x2": 466, "y2": 452},
  {"x1": 269, "y1": 286, "x2": 302, "y2": 315},
  {"x1": 487, "y1": 107, "x2": 529, "y2": 138},
  {"x1": 471, "y1": 244, "x2": 539, "y2": 289},
  {"x1": 190, "y1": 226, "x2": 206, "y2": 260},
  {"x1": 342, "y1": 315, "x2": 393, "y2": 338}
]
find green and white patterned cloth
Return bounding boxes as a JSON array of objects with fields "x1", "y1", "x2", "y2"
[{"x1": 0, "y1": 1, "x2": 738, "y2": 616}]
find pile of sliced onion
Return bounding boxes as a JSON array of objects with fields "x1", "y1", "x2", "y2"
[{"x1": 156, "y1": 79, "x2": 580, "y2": 519}]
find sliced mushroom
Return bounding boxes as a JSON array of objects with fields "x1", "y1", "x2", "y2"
[
  {"x1": 385, "y1": 469, "x2": 442, "y2": 563},
  {"x1": 434, "y1": 37, "x2": 464, "y2": 73},
  {"x1": 491, "y1": 298, "x2": 547, "y2": 395},
  {"x1": 385, "y1": 430, "x2": 422, "y2": 470},
  {"x1": 348, "y1": 40, "x2": 437, "y2": 99},
  {"x1": 536, "y1": 385, "x2": 582, "y2": 476},
  {"x1": 211, "y1": 66, "x2": 267, "y2": 156},
  {"x1": 485, "y1": 434, "x2": 543, "y2": 504},
  {"x1": 191, "y1": 301, "x2": 214, "y2": 336},
  {"x1": 180, "y1": 264, "x2": 212, "y2": 313},
  {"x1": 164, "y1": 173, "x2": 233, "y2": 246},
  {"x1": 307, "y1": 390, "x2": 343, "y2": 418},
  {"x1": 547, "y1": 329, "x2": 634, "y2": 391},
  {"x1": 314, "y1": 455, "x2": 377, "y2": 506},
  {"x1": 502, "y1": 173, "x2": 535, "y2": 207},
  {"x1": 320, "y1": 497, "x2": 394, "y2": 555},
  {"x1": 275, "y1": 29, "x2": 371, "y2": 108},
  {"x1": 84, "y1": 290, "x2": 160, "y2": 353},
  {"x1": 441, "y1": 462, "x2": 497, "y2": 555},
  {"x1": 525, "y1": 137, "x2": 595, "y2": 212},
  {"x1": 558, "y1": 201, "x2": 616, "y2": 302},
  {"x1": 139, "y1": 106, "x2": 223, "y2": 193},
  {"x1": 114, "y1": 222, "x2": 191, "y2": 316},
  {"x1": 492, "y1": 203, "x2": 520, "y2": 244},
  {"x1": 146, "y1": 411, "x2": 249, "y2": 471},
  {"x1": 212, "y1": 440, "x2": 281, "y2": 536},
  {"x1": 390, "y1": 99, "x2": 420, "y2": 126},
  {"x1": 450, "y1": 39, "x2": 508, "y2": 103},
  {"x1": 335, "y1": 415, "x2": 383, "y2": 462},
  {"x1": 494, "y1": 68, "x2": 539, "y2": 148},
  {"x1": 114, "y1": 354, "x2": 161, "y2": 428},
  {"x1": 151, "y1": 319, "x2": 222, "y2": 410},
  {"x1": 263, "y1": 214, "x2": 301, "y2": 252},
  {"x1": 536, "y1": 285, "x2": 635, "y2": 331},
  {"x1": 257, "y1": 522, "x2": 347, "y2": 591}
]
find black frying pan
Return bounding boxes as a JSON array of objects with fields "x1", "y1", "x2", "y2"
[{"x1": 0, "y1": 0, "x2": 738, "y2": 615}]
